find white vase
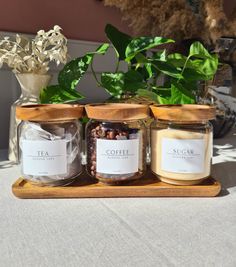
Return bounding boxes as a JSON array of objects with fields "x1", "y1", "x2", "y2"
[{"x1": 8, "y1": 73, "x2": 52, "y2": 162}]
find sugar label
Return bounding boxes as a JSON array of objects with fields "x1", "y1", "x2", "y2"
[{"x1": 161, "y1": 138, "x2": 205, "y2": 173}]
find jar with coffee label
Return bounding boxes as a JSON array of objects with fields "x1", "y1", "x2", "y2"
[
  {"x1": 85, "y1": 103, "x2": 149, "y2": 185},
  {"x1": 16, "y1": 104, "x2": 84, "y2": 186},
  {"x1": 150, "y1": 104, "x2": 216, "y2": 185}
]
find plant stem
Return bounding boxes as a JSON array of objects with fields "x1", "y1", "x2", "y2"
[
  {"x1": 1, "y1": 40, "x2": 28, "y2": 56},
  {"x1": 90, "y1": 56, "x2": 102, "y2": 87},
  {"x1": 151, "y1": 63, "x2": 160, "y2": 74},
  {"x1": 115, "y1": 58, "x2": 120, "y2": 72},
  {"x1": 127, "y1": 61, "x2": 132, "y2": 71},
  {"x1": 152, "y1": 74, "x2": 158, "y2": 87},
  {"x1": 180, "y1": 55, "x2": 191, "y2": 76}
]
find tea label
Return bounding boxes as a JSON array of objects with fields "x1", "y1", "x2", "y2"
[
  {"x1": 22, "y1": 140, "x2": 67, "y2": 176},
  {"x1": 161, "y1": 138, "x2": 205, "y2": 173},
  {"x1": 96, "y1": 139, "x2": 139, "y2": 174}
]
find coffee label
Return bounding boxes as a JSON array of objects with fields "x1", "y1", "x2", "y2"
[
  {"x1": 96, "y1": 139, "x2": 139, "y2": 174},
  {"x1": 22, "y1": 140, "x2": 67, "y2": 176},
  {"x1": 161, "y1": 138, "x2": 205, "y2": 173}
]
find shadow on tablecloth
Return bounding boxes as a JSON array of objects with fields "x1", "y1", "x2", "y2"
[
  {"x1": 213, "y1": 137, "x2": 236, "y2": 195},
  {"x1": 212, "y1": 162, "x2": 236, "y2": 191},
  {"x1": 0, "y1": 149, "x2": 18, "y2": 169},
  {"x1": 0, "y1": 161, "x2": 17, "y2": 170}
]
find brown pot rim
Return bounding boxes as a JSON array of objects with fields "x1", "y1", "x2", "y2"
[
  {"x1": 150, "y1": 104, "x2": 216, "y2": 122},
  {"x1": 85, "y1": 103, "x2": 149, "y2": 121},
  {"x1": 16, "y1": 104, "x2": 84, "y2": 121}
]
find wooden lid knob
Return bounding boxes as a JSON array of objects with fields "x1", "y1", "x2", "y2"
[
  {"x1": 150, "y1": 104, "x2": 216, "y2": 122},
  {"x1": 85, "y1": 103, "x2": 149, "y2": 121},
  {"x1": 16, "y1": 104, "x2": 84, "y2": 121}
]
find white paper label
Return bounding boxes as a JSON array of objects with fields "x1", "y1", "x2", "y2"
[
  {"x1": 161, "y1": 138, "x2": 205, "y2": 173},
  {"x1": 96, "y1": 139, "x2": 139, "y2": 174},
  {"x1": 22, "y1": 140, "x2": 67, "y2": 176}
]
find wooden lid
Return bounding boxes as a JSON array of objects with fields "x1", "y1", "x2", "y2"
[
  {"x1": 150, "y1": 104, "x2": 216, "y2": 122},
  {"x1": 85, "y1": 103, "x2": 149, "y2": 121},
  {"x1": 16, "y1": 104, "x2": 84, "y2": 121}
]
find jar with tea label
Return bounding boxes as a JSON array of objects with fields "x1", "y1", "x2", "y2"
[
  {"x1": 85, "y1": 103, "x2": 149, "y2": 185},
  {"x1": 16, "y1": 104, "x2": 84, "y2": 186},
  {"x1": 150, "y1": 104, "x2": 216, "y2": 185}
]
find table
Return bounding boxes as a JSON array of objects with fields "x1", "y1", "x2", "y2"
[{"x1": 0, "y1": 134, "x2": 236, "y2": 267}]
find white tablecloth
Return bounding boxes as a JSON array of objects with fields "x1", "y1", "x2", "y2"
[{"x1": 0, "y1": 134, "x2": 236, "y2": 267}]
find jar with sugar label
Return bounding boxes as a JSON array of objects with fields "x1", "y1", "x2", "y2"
[
  {"x1": 85, "y1": 103, "x2": 149, "y2": 185},
  {"x1": 16, "y1": 104, "x2": 84, "y2": 186},
  {"x1": 150, "y1": 104, "x2": 216, "y2": 185}
]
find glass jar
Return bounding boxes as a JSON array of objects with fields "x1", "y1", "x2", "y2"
[
  {"x1": 9, "y1": 73, "x2": 52, "y2": 162},
  {"x1": 150, "y1": 105, "x2": 216, "y2": 185},
  {"x1": 85, "y1": 103, "x2": 149, "y2": 185},
  {"x1": 16, "y1": 104, "x2": 83, "y2": 186}
]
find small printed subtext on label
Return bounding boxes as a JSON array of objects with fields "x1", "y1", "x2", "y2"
[
  {"x1": 96, "y1": 139, "x2": 139, "y2": 174},
  {"x1": 161, "y1": 138, "x2": 205, "y2": 174},
  {"x1": 22, "y1": 140, "x2": 67, "y2": 176}
]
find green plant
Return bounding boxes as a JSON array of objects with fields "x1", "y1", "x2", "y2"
[
  {"x1": 137, "y1": 41, "x2": 219, "y2": 104},
  {"x1": 40, "y1": 24, "x2": 218, "y2": 104},
  {"x1": 40, "y1": 43, "x2": 109, "y2": 103}
]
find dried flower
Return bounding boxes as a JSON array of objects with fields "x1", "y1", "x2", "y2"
[
  {"x1": 104, "y1": 0, "x2": 236, "y2": 45},
  {"x1": 0, "y1": 25, "x2": 68, "y2": 74}
]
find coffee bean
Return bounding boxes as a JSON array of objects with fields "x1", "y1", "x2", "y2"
[
  {"x1": 92, "y1": 160, "x2": 96, "y2": 166},
  {"x1": 108, "y1": 131, "x2": 115, "y2": 139},
  {"x1": 86, "y1": 121, "x2": 145, "y2": 184}
]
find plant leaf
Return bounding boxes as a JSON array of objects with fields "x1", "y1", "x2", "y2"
[
  {"x1": 167, "y1": 53, "x2": 193, "y2": 68},
  {"x1": 58, "y1": 44, "x2": 109, "y2": 90},
  {"x1": 153, "y1": 50, "x2": 167, "y2": 61},
  {"x1": 124, "y1": 70, "x2": 146, "y2": 92},
  {"x1": 90, "y1": 43, "x2": 110, "y2": 55},
  {"x1": 151, "y1": 86, "x2": 172, "y2": 98},
  {"x1": 135, "y1": 53, "x2": 149, "y2": 64},
  {"x1": 151, "y1": 60, "x2": 183, "y2": 79},
  {"x1": 125, "y1": 37, "x2": 174, "y2": 61},
  {"x1": 172, "y1": 81, "x2": 195, "y2": 99},
  {"x1": 144, "y1": 63, "x2": 153, "y2": 78},
  {"x1": 137, "y1": 89, "x2": 159, "y2": 102},
  {"x1": 157, "y1": 95, "x2": 171, "y2": 104},
  {"x1": 169, "y1": 83, "x2": 195, "y2": 104},
  {"x1": 182, "y1": 68, "x2": 209, "y2": 81},
  {"x1": 156, "y1": 83, "x2": 195, "y2": 104},
  {"x1": 192, "y1": 55, "x2": 218, "y2": 78},
  {"x1": 105, "y1": 24, "x2": 131, "y2": 60},
  {"x1": 124, "y1": 69, "x2": 143, "y2": 82},
  {"x1": 101, "y1": 72, "x2": 125, "y2": 98},
  {"x1": 189, "y1": 41, "x2": 211, "y2": 59},
  {"x1": 58, "y1": 54, "x2": 93, "y2": 90},
  {"x1": 40, "y1": 85, "x2": 84, "y2": 104}
]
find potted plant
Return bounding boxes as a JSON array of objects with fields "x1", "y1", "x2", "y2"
[
  {"x1": 40, "y1": 24, "x2": 218, "y2": 107},
  {"x1": 102, "y1": 1, "x2": 236, "y2": 138},
  {"x1": 0, "y1": 25, "x2": 68, "y2": 161}
]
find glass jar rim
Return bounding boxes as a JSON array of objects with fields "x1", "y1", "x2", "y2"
[
  {"x1": 85, "y1": 103, "x2": 149, "y2": 121},
  {"x1": 16, "y1": 104, "x2": 84, "y2": 121},
  {"x1": 150, "y1": 104, "x2": 216, "y2": 122},
  {"x1": 154, "y1": 118, "x2": 211, "y2": 124}
]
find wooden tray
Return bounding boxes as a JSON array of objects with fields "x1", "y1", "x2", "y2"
[{"x1": 12, "y1": 172, "x2": 221, "y2": 199}]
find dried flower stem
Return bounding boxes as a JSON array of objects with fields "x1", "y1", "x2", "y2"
[{"x1": 0, "y1": 25, "x2": 68, "y2": 74}]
